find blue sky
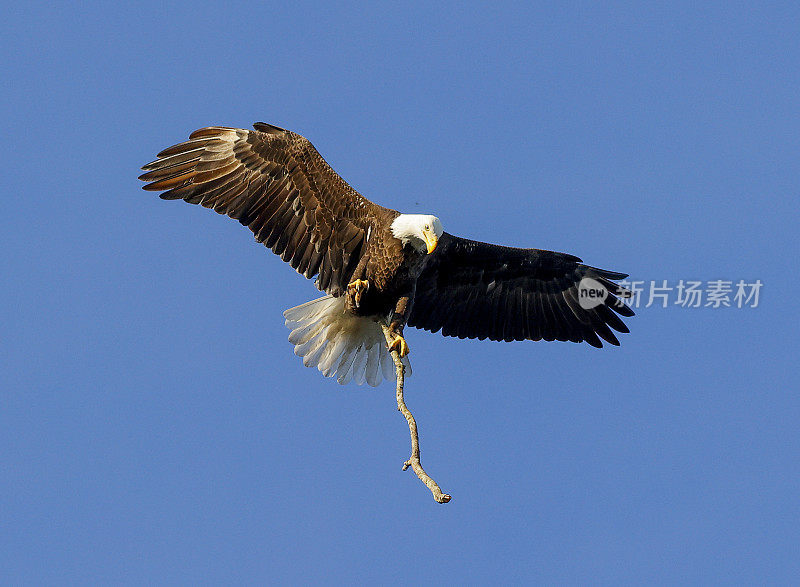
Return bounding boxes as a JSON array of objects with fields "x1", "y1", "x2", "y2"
[{"x1": 2, "y1": 1, "x2": 798, "y2": 583}]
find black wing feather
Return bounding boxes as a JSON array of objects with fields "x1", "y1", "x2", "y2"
[{"x1": 409, "y1": 233, "x2": 634, "y2": 348}]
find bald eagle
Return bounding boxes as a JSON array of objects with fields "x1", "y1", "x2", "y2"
[{"x1": 140, "y1": 123, "x2": 634, "y2": 386}]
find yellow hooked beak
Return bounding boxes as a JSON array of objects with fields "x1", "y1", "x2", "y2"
[{"x1": 423, "y1": 231, "x2": 438, "y2": 254}]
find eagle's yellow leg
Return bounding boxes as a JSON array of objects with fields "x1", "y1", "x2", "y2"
[
  {"x1": 388, "y1": 333, "x2": 410, "y2": 357},
  {"x1": 347, "y1": 279, "x2": 369, "y2": 308}
]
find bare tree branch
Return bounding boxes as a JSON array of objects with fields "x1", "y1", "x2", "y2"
[{"x1": 380, "y1": 323, "x2": 452, "y2": 504}]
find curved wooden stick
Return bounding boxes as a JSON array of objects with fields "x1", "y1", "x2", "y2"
[{"x1": 380, "y1": 323, "x2": 451, "y2": 504}]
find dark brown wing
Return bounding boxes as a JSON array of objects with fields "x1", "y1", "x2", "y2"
[
  {"x1": 408, "y1": 233, "x2": 634, "y2": 347},
  {"x1": 139, "y1": 123, "x2": 394, "y2": 295}
]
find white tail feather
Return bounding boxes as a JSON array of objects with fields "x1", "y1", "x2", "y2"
[{"x1": 284, "y1": 295, "x2": 411, "y2": 386}]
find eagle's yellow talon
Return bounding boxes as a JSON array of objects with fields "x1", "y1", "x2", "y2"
[
  {"x1": 389, "y1": 334, "x2": 410, "y2": 357},
  {"x1": 347, "y1": 279, "x2": 370, "y2": 307}
]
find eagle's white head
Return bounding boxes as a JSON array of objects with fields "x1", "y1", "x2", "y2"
[{"x1": 390, "y1": 214, "x2": 444, "y2": 254}]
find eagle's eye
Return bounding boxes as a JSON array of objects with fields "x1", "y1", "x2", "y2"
[{"x1": 424, "y1": 224, "x2": 430, "y2": 230}]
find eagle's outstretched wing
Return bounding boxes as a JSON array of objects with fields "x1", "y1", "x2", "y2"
[
  {"x1": 408, "y1": 233, "x2": 634, "y2": 347},
  {"x1": 139, "y1": 123, "x2": 393, "y2": 296}
]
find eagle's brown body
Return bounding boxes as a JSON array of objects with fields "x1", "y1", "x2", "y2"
[{"x1": 347, "y1": 233, "x2": 428, "y2": 320}]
